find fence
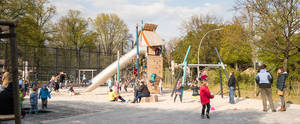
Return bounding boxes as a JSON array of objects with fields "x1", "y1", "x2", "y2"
[{"x1": 0, "y1": 42, "x2": 119, "y2": 82}]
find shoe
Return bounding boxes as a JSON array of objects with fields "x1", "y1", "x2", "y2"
[
  {"x1": 201, "y1": 115, "x2": 205, "y2": 119},
  {"x1": 206, "y1": 114, "x2": 210, "y2": 119},
  {"x1": 263, "y1": 109, "x2": 267, "y2": 112},
  {"x1": 279, "y1": 106, "x2": 286, "y2": 112},
  {"x1": 272, "y1": 110, "x2": 276, "y2": 112}
]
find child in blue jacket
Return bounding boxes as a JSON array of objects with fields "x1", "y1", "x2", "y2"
[
  {"x1": 39, "y1": 84, "x2": 51, "y2": 110},
  {"x1": 30, "y1": 87, "x2": 38, "y2": 114}
]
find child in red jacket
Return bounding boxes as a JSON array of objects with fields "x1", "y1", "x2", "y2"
[{"x1": 199, "y1": 80, "x2": 214, "y2": 119}]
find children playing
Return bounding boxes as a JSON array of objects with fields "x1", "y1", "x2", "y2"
[
  {"x1": 39, "y1": 84, "x2": 51, "y2": 110},
  {"x1": 200, "y1": 80, "x2": 214, "y2": 119},
  {"x1": 30, "y1": 87, "x2": 39, "y2": 114}
]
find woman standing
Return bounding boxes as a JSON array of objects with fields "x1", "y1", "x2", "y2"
[{"x1": 276, "y1": 67, "x2": 288, "y2": 112}]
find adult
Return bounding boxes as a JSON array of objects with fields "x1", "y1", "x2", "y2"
[
  {"x1": 228, "y1": 72, "x2": 236, "y2": 104},
  {"x1": 276, "y1": 67, "x2": 288, "y2": 112},
  {"x1": 59, "y1": 72, "x2": 65, "y2": 89},
  {"x1": 48, "y1": 75, "x2": 55, "y2": 93},
  {"x1": 132, "y1": 81, "x2": 150, "y2": 103},
  {"x1": 255, "y1": 64, "x2": 276, "y2": 112},
  {"x1": 54, "y1": 73, "x2": 60, "y2": 92},
  {"x1": 0, "y1": 71, "x2": 13, "y2": 114}
]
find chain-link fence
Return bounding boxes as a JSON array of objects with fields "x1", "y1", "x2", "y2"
[{"x1": 0, "y1": 42, "x2": 119, "y2": 82}]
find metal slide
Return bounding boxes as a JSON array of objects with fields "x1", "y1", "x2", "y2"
[{"x1": 84, "y1": 46, "x2": 146, "y2": 92}]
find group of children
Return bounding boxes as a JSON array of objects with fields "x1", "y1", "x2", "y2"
[{"x1": 25, "y1": 84, "x2": 51, "y2": 114}]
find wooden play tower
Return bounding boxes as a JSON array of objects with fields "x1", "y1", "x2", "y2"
[{"x1": 139, "y1": 23, "x2": 164, "y2": 94}]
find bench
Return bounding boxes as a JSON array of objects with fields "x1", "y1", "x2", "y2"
[
  {"x1": 0, "y1": 114, "x2": 15, "y2": 124},
  {"x1": 140, "y1": 95, "x2": 158, "y2": 103}
]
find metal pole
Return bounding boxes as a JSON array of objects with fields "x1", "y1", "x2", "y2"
[
  {"x1": 215, "y1": 47, "x2": 229, "y2": 80},
  {"x1": 197, "y1": 28, "x2": 224, "y2": 78},
  {"x1": 117, "y1": 51, "x2": 120, "y2": 93},
  {"x1": 180, "y1": 45, "x2": 191, "y2": 100},
  {"x1": 10, "y1": 23, "x2": 21, "y2": 124},
  {"x1": 219, "y1": 66, "x2": 223, "y2": 98},
  {"x1": 55, "y1": 48, "x2": 58, "y2": 73},
  {"x1": 136, "y1": 24, "x2": 139, "y2": 79}
]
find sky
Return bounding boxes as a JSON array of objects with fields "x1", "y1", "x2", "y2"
[{"x1": 50, "y1": 0, "x2": 237, "y2": 41}]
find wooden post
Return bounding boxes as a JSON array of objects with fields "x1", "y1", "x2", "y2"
[{"x1": 10, "y1": 22, "x2": 21, "y2": 124}]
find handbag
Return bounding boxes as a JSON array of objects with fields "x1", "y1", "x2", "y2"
[{"x1": 277, "y1": 90, "x2": 284, "y2": 96}]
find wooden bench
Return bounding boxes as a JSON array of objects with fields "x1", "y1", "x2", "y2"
[
  {"x1": 0, "y1": 114, "x2": 15, "y2": 124},
  {"x1": 140, "y1": 95, "x2": 158, "y2": 103}
]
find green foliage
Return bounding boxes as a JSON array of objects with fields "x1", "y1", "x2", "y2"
[
  {"x1": 220, "y1": 20, "x2": 252, "y2": 67},
  {"x1": 92, "y1": 13, "x2": 130, "y2": 55}
]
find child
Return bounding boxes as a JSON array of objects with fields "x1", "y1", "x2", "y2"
[
  {"x1": 69, "y1": 84, "x2": 79, "y2": 96},
  {"x1": 108, "y1": 89, "x2": 126, "y2": 102},
  {"x1": 276, "y1": 67, "x2": 288, "y2": 112},
  {"x1": 39, "y1": 84, "x2": 51, "y2": 110},
  {"x1": 174, "y1": 79, "x2": 183, "y2": 103},
  {"x1": 19, "y1": 87, "x2": 24, "y2": 109},
  {"x1": 30, "y1": 87, "x2": 39, "y2": 114},
  {"x1": 191, "y1": 82, "x2": 199, "y2": 98},
  {"x1": 199, "y1": 80, "x2": 214, "y2": 119}
]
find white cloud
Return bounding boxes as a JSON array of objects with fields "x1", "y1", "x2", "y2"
[{"x1": 50, "y1": 0, "x2": 234, "y2": 41}]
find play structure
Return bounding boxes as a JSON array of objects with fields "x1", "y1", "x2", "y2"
[
  {"x1": 85, "y1": 23, "x2": 164, "y2": 94},
  {"x1": 171, "y1": 47, "x2": 232, "y2": 98}
]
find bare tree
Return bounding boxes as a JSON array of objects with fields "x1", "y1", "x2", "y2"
[{"x1": 236, "y1": 0, "x2": 300, "y2": 71}]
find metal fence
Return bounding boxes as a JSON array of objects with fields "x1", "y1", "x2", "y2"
[{"x1": 0, "y1": 42, "x2": 119, "y2": 82}]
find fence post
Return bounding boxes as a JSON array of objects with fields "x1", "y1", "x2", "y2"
[
  {"x1": 55, "y1": 47, "x2": 58, "y2": 73},
  {"x1": 10, "y1": 23, "x2": 21, "y2": 124}
]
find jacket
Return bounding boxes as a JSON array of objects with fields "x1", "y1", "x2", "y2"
[
  {"x1": 108, "y1": 92, "x2": 117, "y2": 101},
  {"x1": 191, "y1": 86, "x2": 199, "y2": 96},
  {"x1": 276, "y1": 72, "x2": 288, "y2": 91},
  {"x1": 30, "y1": 92, "x2": 38, "y2": 105},
  {"x1": 199, "y1": 85, "x2": 213, "y2": 105},
  {"x1": 228, "y1": 75, "x2": 236, "y2": 88},
  {"x1": 39, "y1": 88, "x2": 51, "y2": 99},
  {"x1": 255, "y1": 69, "x2": 273, "y2": 88},
  {"x1": 137, "y1": 85, "x2": 150, "y2": 96}
]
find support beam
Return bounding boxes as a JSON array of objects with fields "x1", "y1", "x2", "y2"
[{"x1": 178, "y1": 64, "x2": 226, "y2": 68}]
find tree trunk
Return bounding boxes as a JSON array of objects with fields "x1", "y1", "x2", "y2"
[
  {"x1": 235, "y1": 62, "x2": 238, "y2": 71},
  {"x1": 283, "y1": 57, "x2": 288, "y2": 72}
]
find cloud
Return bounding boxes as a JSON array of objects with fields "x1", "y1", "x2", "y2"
[{"x1": 50, "y1": 0, "x2": 234, "y2": 41}]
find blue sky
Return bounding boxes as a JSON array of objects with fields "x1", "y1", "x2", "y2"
[{"x1": 51, "y1": 0, "x2": 236, "y2": 41}]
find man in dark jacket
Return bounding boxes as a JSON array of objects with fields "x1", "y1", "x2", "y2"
[
  {"x1": 132, "y1": 81, "x2": 150, "y2": 103},
  {"x1": 228, "y1": 72, "x2": 236, "y2": 104},
  {"x1": 255, "y1": 64, "x2": 276, "y2": 112}
]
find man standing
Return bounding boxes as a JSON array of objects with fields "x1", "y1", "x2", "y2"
[
  {"x1": 228, "y1": 72, "x2": 236, "y2": 104},
  {"x1": 256, "y1": 64, "x2": 276, "y2": 112}
]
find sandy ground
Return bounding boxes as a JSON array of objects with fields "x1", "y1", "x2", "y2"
[{"x1": 2, "y1": 86, "x2": 300, "y2": 124}]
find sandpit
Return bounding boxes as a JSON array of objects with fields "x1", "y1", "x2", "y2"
[{"x1": 3, "y1": 86, "x2": 300, "y2": 124}]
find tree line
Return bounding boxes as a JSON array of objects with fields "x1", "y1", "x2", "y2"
[
  {"x1": 168, "y1": 0, "x2": 299, "y2": 80},
  {"x1": 0, "y1": 0, "x2": 131, "y2": 56}
]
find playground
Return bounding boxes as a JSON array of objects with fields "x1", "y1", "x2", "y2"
[{"x1": 1, "y1": 1, "x2": 300, "y2": 124}]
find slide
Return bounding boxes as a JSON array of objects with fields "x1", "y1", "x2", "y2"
[{"x1": 84, "y1": 46, "x2": 147, "y2": 92}]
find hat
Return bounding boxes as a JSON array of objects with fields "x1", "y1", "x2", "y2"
[{"x1": 43, "y1": 84, "x2": 47, "y2": 87}]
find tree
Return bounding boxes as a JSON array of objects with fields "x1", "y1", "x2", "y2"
[
  {"x1": 0, "y1": 0, "x2": 29, "y2": 19},
  {"x1": 51, "y1": 10, "x2": 95, "y2": 69},
  {"x1": 237, "y1": 0, "x2": 300, "y2": 71},
  {"x1": 92, "y1": 13, "x2": 130, "y2": 56},
  {"x1": 220, "y1": 18, "x2": 252, "y2": 70},
  {"x1": 174, "y1": 15, "x2": 223, "y2": 64}
]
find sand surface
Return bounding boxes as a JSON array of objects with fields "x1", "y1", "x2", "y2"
[{"x1": 3, "y1": 86, "x2": 300, "y2": 124}]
